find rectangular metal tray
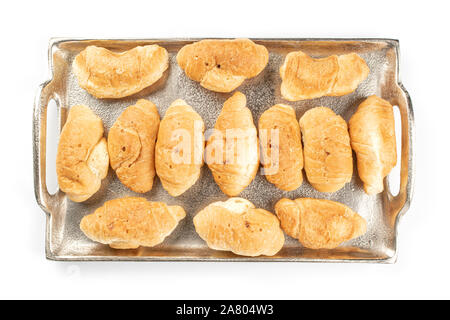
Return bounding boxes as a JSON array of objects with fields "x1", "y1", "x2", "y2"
[{"x1": 33, "y1": 38, "x2": 414, "y2": 262}]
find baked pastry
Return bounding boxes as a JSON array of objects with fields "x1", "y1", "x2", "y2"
[
  {"x1": 108, "y1": 99, "x2": 160, "y2": 193},
  {"x1": 275, "y1": 198, "x2": 367, "y2": 249},
  {"x1": 349, "y1": 95, "x2": 397, "y2": 194},
  {"x1": 80, "y1": 197, "x2": 186, "y2": 249},
  {"x1": 331, "y1": 53, "x2": 370, "y2": 96},
  {"x1": 73, "y1": 45, "x2": 169, "y2": 99},
  {"x1": 155, "y1": 99, "x2": 205, "y2": 196},
  {"x1": 206, "y1": 92, "x2": 259, "y2": 196},
  {"x1": 193, "y1": 198, "x2": 285, "y2": 256},
  {"x1": 56, "y1": 105, "x2": 109, "y2": 202},
  {"x1": 258, "y1": 104, "x2": 303, "y2": 191},
  {"x1": 280, "y1": 51, "x2": 369, "y2": 101},
  {"x1": 299, "y1": 107, "x2": 353, "y2": 192},
  {"x1": 176, "y1": 39, "x2": 269, "y2": 92}
]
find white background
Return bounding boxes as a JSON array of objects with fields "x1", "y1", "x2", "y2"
[{"x1": 0, "y1": 0, "x2": 447, "y2": 299}]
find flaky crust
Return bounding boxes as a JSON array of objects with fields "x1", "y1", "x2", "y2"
[
  {"x1": 206, "y1": 92, "x2": 259, "y2": 196},
  {"x1": 258, "y1": 104, "x2": 303, "y2": 191},
  {"x1": 275, "y1": 198, "x2": 366, "y2": 249},
  {"x1": 280, "y1": 51, "x2": 369, "y2": 101},
  {"x1": 56, "y1": 105, "x2": 109, "y2": 202},
  {"x1": 280, "y1": 51, "x2": 339, "y2": 101},
  {"x1": 349, "y1": 95, "x2": 397, "y2": 194},
  {"x1": 177, "y1": 39, "x2": 269, "y2": 92},
  {"x1": 299, "y1": 107, "x2": 353, "y2": 192},
  {"x1": 80, "y1": 197, "x2": 186, "y2": 249},
  {"x1": 155, "y1": 99, "x2": 205, "y2": 197},
  {"x1": 108, "y1": 99, "x2": 160, "y2": 193},
  {"x1": 193, "y1": 198, "x2": 285, "y2": 256},
  {"x1": 73, "y1": 45, "x2": 169, "y2": 99},
  {"x1": 330, "y1": 53, "x2": 370, "y2": 96}
]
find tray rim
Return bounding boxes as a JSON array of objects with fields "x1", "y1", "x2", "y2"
[{"x1": 34, "y1": 37, "x2": 414, "y2": 263}]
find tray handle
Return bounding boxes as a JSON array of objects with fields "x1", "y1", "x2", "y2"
[
  {"x1": 386, "y1": 82, "x2": 415, "y2": 225},
  {"x1": 33, "y1": 80, "x2": 61, "y2": 215}
]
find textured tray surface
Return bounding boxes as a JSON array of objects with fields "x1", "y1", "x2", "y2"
[{"x1": 34, "y1": 39, "x2": 413, "y2": 262}]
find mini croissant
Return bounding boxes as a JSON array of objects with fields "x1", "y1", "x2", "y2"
[
  {"x1": 73, "y1": 45, "x2": 169, "y2": 98},
  {"x1": 280, "y1": 51, "x2": 369, "y2": 101},
  {"x1": 299, "y1": 107, "x2": 353, "y2": 192},
  {"x1": 177, "y1": 39, "x2": 269, "y2": 92},
  {"x1": 108, "y1": 99, "x2": 160, "y2": 193},
  {"x1": 275, "y1": 198, "x2": 367, "y2": 249},
  {"x1": 258, "y1": 104, "x2": 303, "y2": 191},
  {"x1": 155, "y1": 99, "x2": 205, "y2": 197},
  {"x1": 56, "y1": 105, "x2": 109, "y2": 202},
  {"x1": 349, "y1": 95, "x2": 397, "y2": 194},
  {"x1": 80, "y1": 197, "x2": 186, "y2": 249},
  {"x1": 206, "y1": 92, "x2": 259, "y2": 196},
  {"x1": 194, "y1": 198, "x2": 285, "y2": 256}
]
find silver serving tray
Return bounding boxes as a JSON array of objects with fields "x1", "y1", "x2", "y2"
[{"x1": 33, "y1": 38, "x2": 414, "y2": 262}]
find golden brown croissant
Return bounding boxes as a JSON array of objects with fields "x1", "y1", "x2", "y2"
[
  {"x1": 299, "y1": 107, "x2": 353, "y2": 192},
  {"x1": 206, "y1": 92, "x2": 259, "y2": 196},
  {"x1": 275, "y1": 198, "x2": 366, "y2": 249},
  {"x1": 280, "y1": 51, "x2": 369, "y2": 101},
  {"x1": 349, "y1": 95, "x2": 397, "y2": 194},
  {"x1": 258, "y1": 104, "x2": 303, "y2": 191},
  {"x1": 108, "y1": 99, "x2": 160, "y2": 193},
  {"x1": 331, "y1": 53, "x2": 371, "y2": 96},
  {"x1": 73, "y1": 45, "x2": 169, "y2": 98},
  {"x1": 193, "y1": 198, "x2": 285, "y2": 256},
  {"x1": 176, "y1": 39, "x2": 269, "y2": 92},
  {"x1": 80, "y1": 197, "x2": 186, "y2": 249},
  {"x1": 56, "y1": 105, "x2": 109, "y2": 202},
  {"x1": 155, "y1": 99, "x2": 205, "y2": 196}
]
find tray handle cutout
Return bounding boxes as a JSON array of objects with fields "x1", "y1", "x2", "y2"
[
  {"x1": 33, "y1": 80, "x2": 64, "y2": 215},
  {"x1": 385, "y1": 82, "x2": 414, "y2": 227}
]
